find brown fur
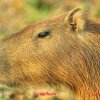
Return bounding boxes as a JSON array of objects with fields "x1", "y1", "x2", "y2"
[{"x1": 0, "y1": 8, "x2": 100, "y2": 100}]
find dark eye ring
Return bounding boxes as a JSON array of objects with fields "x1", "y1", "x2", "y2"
[{"x1": 37, "y1": 31, "x2": 50, "y2": 38}]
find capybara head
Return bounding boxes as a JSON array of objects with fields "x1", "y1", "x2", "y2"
[{"x1": 0, "y1": 8, "x2": 100, "y2": 99}]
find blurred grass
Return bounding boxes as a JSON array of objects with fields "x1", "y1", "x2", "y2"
[
  {"x1": 22, "y1": 0, "x2": 52, "y2": 25},
  {"x1": 95, "y1": 7, "x2": 100, "y2": 18},
  {"x1": 0, "y1": 0, "x2": 54, "y2": 39}
]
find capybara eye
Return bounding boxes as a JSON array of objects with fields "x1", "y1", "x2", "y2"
[{"x1": 37, "y1": 31, "x2": 50, "y2": 38}]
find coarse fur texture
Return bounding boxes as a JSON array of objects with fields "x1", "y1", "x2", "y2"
[{"x1": 0, "y1": 8, "x2": 100, "y2": 100}]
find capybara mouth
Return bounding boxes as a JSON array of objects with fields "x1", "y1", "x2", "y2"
[
  {"x1": 0, "y1": 80, "x2": 21, "y2": 88},
  {"x1": 7, "y1": 81, "x2": 21, "y2": 88}
]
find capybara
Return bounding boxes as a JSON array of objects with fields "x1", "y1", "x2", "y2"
[{"x1": 0, "y1": 8, "x2": 100, "y2": 100}]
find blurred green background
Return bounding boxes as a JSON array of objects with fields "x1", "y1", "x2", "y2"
[{"x1": 0, "y1": 0, "x2": 100, "y2": 100}]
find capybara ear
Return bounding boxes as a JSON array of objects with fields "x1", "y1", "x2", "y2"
[{"x1": 65, "y1": 8, "x2": 85, "y2": 33}]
